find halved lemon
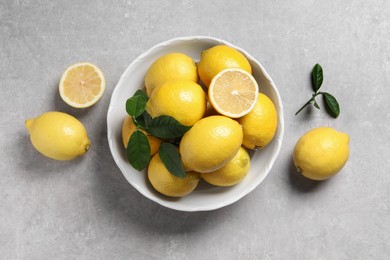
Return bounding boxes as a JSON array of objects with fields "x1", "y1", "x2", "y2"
[
  {"x1": 208, "y1": 68, "x2": 259, "y2": 118},
  {"x1": 59, "y1": 62, "x2": 106, "y2": 108}
]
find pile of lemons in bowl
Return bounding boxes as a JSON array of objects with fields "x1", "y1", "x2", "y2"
[{"x1": 121, "y1": 45, "x2": 278, "y2": 197}]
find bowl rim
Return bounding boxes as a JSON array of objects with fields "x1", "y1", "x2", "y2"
[{"x1": 107, "y1": 35, "x2": 284, "y2": 212}]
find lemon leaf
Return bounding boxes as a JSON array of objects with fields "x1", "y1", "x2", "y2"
[
  {"x1": 133, "y1": 89, "x2": 148, "y2": 98},
  {"x1": 135, "y1": 110, "x2": 152, "y2": 129},
  {"x1": 147, "y1": 115, "x2": 191, "y2": 139},
  {"x1": 126, "y1": 90, "x2": 148, "y2": 118},
  {"x1": 127, "y1": 130, "x2": 151, "y2": 171},
  {"x1": 158, "y1": 143, "x2": 186, "y2": 178},
  {"x1": 323, "y1": 92, "x2": 340, "y2": 118},
  {"x1": 313, "y1": 99, "x2": 320, "y2": 109},
  {"x1": 312, "y1": 63, "x2": 323, "y2": 92}
]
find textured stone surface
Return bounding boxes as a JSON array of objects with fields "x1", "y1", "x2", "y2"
[{"x1": 1, "y1": 0, "x2": 390, "y2": 259}]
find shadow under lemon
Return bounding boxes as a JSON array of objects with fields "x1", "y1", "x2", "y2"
[{"x1": 288, "y1": 156, "x2": 330, "y2": 193}]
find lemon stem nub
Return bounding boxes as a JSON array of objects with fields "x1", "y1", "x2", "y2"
[
  {"x1": 25, "y1": 119, "x2": 33, "y2": 131},
  {"x1": 85, "y1": 144, "x2": 90, "y2": 152}
]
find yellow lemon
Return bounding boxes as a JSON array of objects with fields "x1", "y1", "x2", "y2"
[
  {"x1": 146, "y1": 80, "x2": 206, "y2": 126},
  {"x1": 144, "y1": 53, "x2": 198, "y2": 96},
  {"x1": 148, "y1": 153, "x2": 200, "y2": 197},
  {"x1": 201, "y1": 147, "x2": 250, "y2": 186},
  {"x1": 198, "y1": 45, "x2": 252, "y2": 87},
  {"x1": 25, "y1": 111, "x2": 90, "y2": 160},
  {"x1": 121, "y1": 115, "x2": 161, "y2": 155},
  {"x1": 208, "y1": 68, "x2": 259, "y2": 118},
  {"x1": 59, "y1": 62, "x2": 106, "y2": 108},
  {"x1": 237, "y1": 93, "x2": 278, "y2": 149},
  {"x1": 293, "y1": 127, "x2": 350, "y2": 180},
  {"x1": 180, "y1": 115, "x2": 243, "y2": 173}
]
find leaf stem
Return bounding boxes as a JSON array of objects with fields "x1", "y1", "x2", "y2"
[
  {"x1": 295, "y1": 98, "x2": 313, "y2": 115},
  {"x1": 132, "y1": 116, "x2": 147, "y2": 131},
  {"x1": 295, "y1": 92, "x2": 323, "y2": 115},
  {"x1": 132, "y1": 116, "x2": 139, "y2": 126}
]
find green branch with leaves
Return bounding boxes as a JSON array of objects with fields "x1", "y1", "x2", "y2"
[
  {"x1": 125, "y1": 89, "x2": 190, "y2": 178},
  {"x1": 295, "y1": 63, "x2": 340, "y2": 118}
]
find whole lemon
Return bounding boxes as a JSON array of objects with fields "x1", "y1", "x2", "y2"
[
  {"x1": 121, "y1": 115, "x2": 161, "y2": 155},
  {"x1": 293, "y1": 127, "x2": 350, "y2": 180},
  {"x1": 144, "y1": 53, "x2": 198, "y2": 96},
  {"x1": 198, "y1": 45, "x2": 252, "y2": 87},
  {"x1": 201, "y1": 147, "x2": 250, "y2": 186},
  {"x1": 25, "y1": 111, "x2": 90, "y2": 160},
  {"x1": 148, "y1": 153, "x2": 200, "y2": 197},
  {"x1": 237, "y1": 93, "x2": 278, "y2": 149},
  {"x1": 180, "y1": 115, "x2": 243, "y2": 173},
  {"x1": 145, "y1": 80, "x2": 206, "y2": 126}
]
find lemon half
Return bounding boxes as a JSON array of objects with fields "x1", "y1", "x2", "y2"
[
  {"x1": 59, "y1": 62, "x2": 106, "y2": 108},
  {"x1": 208, "y1": 68, "x2": 259, "y2": 118}
]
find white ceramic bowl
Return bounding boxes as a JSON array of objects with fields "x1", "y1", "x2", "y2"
[{"x1": 107, "y1": 36, "x2": 284, "y2": 212}]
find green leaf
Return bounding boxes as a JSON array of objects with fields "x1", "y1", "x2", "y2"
[
  {"x1": 127, "y1": 130, "x2": 151, "y2": 171},
  {"x1": 133, "y1": 89, "x2": 148, "y2": 99},
  {"x1": 147, "y1": 115, "x2": 191, "y2": 139},
  {"x1": 126, "y1": 90, "x2": 148, "y2": 118},
  {"x1": 158, "y1": 143, "x2": 186, "y2": 178},
  {"x1": 135, "y1": 110, "x2": 152, "y2": 129},
  {"x1": 312, "y1": 63, "x2": 323, "y2": 92},
  {"x1": 322, "y1": 92, "x2": 340, "y2": 118},
  {"x1": 313, "y1": 100, "x2": 320, "y2": 109}
]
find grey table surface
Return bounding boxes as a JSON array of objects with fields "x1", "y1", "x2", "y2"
[{"x1": 1, "y1": 0, "x2": 389, "y2": 259}]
